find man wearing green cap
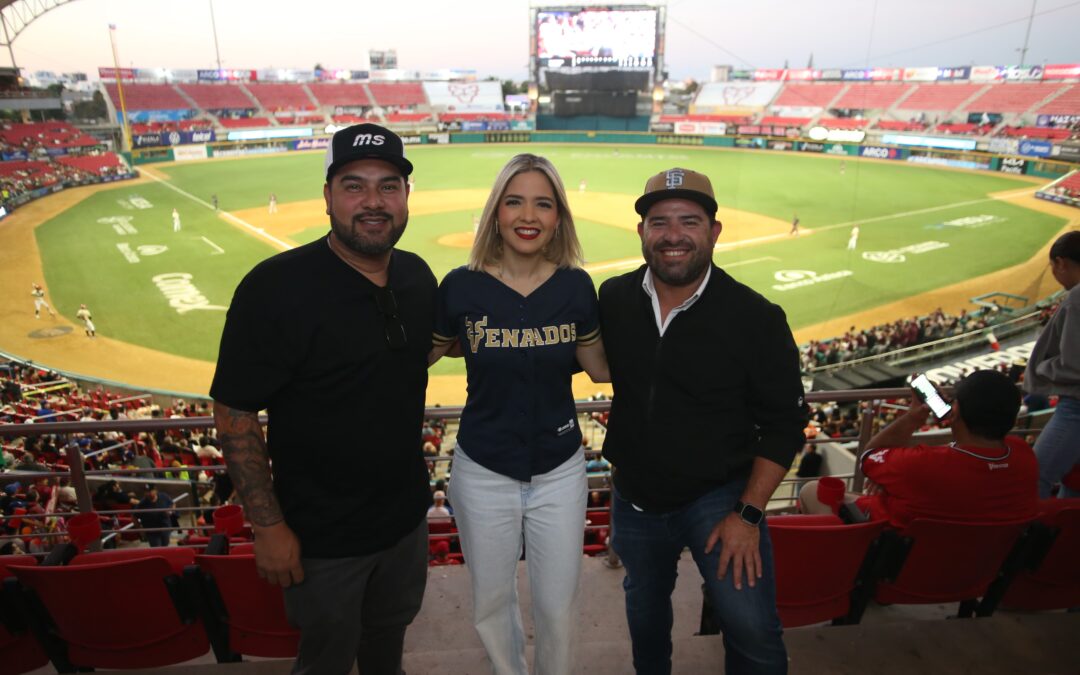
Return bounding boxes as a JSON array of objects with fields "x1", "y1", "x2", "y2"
[{"x1": 599, "y1": 168, "x2": 807, "y2": 674}]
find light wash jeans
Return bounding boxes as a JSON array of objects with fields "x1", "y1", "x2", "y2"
[
  {"x1": 449, "y1": 445, "x2": 587, "y2": 675},
  {"x1": 1034, "y1": 396, "x2": 1080, "y2": 499}
]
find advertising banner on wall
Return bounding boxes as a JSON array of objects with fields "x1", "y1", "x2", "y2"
[
  {"x1": 695, "y1": 82, "x2": 782, "y2": 110},
  {"x1": 841, "y1": 69, "x2": 870, "y2": 81},
  {"x1": 423, "y1": 81, "x2": 504, "y2": 111},
  {"x1": 1044, "y1": 63, "x2": 1080, "y2": 79},
  {"x1": 936, "y1": 66, "x2": 971, "y2": 80},
  {"x1": 1002, "y1": 65, "x2": 1043, "y2": 80},
  {"x1": 172, "y1": 145, "x2": 208, "y2": 161},
  {"x1": 753, "y1": 69, "x2": 785, "y2": 81},
  {"x1": 291, "y1": 137, "x2": 331, "y2": 151},
  {"x1": 98, "y1": 67, "x2": 136, "y2": 80},
  {"x1": 988, "y1": 138, "x2": 1020, "y2": 155},
  {"x1": 1036, "y1": 114, "x2": 1080, "y2": 128},
  {"x1": 1018, "y1": 139, "x2": 1053, "y2": 157},
  {"x1": 860, "y1": 145, "x2": 902, "y2": 160},
  {"x1": 903, "y1": 67, "x2": 940, "y2": 81},
  {"x1": 869, "y1": 68, "x2": 903, "y2": 81},
  {"x1": 197, "y1": 69, "x2": 256, "y2": 82},
  {"x1": 132, "y1": 129, "x2": 216, "y2": 148},
  {"x1": 970, "y1": 66, "x2": 1003, "y2": 81},
  {"x1": 998, "y1": 157, "x2": 1028, "y2": 175},
  {"x1": 785, "y1": 68, "x2": 819, "y2": 81},
  {"x1": 675, "y1": 121, "x2": 726, "y2": 135}
]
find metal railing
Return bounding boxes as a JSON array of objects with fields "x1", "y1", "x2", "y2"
[{"x1": 0, "y1": 388, "x2": 1053, "y2": 557}]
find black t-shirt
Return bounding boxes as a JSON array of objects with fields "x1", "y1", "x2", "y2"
[{"x1": 211, "y1": 236, "x2": 436, "y2": 557}]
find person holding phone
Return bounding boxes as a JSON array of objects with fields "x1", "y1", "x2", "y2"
[
  {"x1": 1024, "y1": 230, "x2": 1080, "y2": 498},
  {"x1": 799, "y1": 370, "x2": 1038, "y2": 529}
]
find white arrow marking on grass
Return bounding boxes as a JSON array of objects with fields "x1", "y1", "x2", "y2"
[
  {"x1": 140, "y1": 167, "x2": 295, "y2": 251},
  {"x1": 201, "y1": 237, "x2": 226, "y2": 255}
]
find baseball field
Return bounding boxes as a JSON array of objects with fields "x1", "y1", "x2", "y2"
[{"x1": 2, "y1": 143, "x2": 1077, "y2": 404}]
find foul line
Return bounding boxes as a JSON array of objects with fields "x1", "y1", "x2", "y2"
[
  {"x1": 201, "y1": 237, "x2": 225, "y2": 255},
  {"x1": 809, "y1": 187, "x2": 1038, "y2": 234},
  {"x1": 140, "y1": 167, "x2": 295, "y2": 251}
]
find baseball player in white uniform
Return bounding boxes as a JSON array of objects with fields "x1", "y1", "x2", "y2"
[
  {"x1": 31, "y1": 283, "x2": 56, "y2": 319},
  {"x1": 76, "y1": 304, "x2": 96, "y2": 337},
  {"x1": 847, "y1": 225, "x2": 860, "y2": 251},
  {"x1": 172, "y1": 208, "x2": 182, "y2": 232}
]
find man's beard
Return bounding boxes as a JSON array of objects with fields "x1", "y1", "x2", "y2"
[
  {"x1": 330, "y1": 211, "x2": 407, "y2": 256},
  {"x1": 642, "y1": 239, "x2": 712, "y2": 287}
]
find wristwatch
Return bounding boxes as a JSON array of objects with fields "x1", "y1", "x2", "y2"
[{"x1": 734, "y1": 500, "x2": 764, "y2": 527}]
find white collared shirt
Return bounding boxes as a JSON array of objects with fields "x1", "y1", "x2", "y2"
[{"x1": 641, "y1": 266, "x2": 712, "y2": 336}]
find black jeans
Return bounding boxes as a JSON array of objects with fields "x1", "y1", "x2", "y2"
[{"x1": 284, "y1": 518, "x2": 428, "y2": 675}]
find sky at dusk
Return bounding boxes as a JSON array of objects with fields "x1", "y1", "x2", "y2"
[{"x1": 7, "y1": 0, "x2": 1080, "y2": 82}]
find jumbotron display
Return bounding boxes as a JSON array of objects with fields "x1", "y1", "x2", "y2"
[{"x1": 535, "y1": 7, "x2": 657, "y2": 70}]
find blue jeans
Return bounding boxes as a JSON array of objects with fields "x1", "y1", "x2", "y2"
[
  {"x1": 1034, "y1": 396, "x2": 1080, "y2": 499},
  {"x1": 449, "y1": 446, "x2": 587, "y2": 675},
  {"x1": 611, "y1": 481, "x2": 787, "y2": 675}
]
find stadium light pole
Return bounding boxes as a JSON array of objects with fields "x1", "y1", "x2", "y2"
[
  {"x1": 209, "y1": 0, "x2": 223, "y2": 74},
  {"x1": 1018, "y1": 0, "x2": 1037, "y2": 68},
  {"x1": 108, "y1": 24, "x2": 133, "y2": 153}
]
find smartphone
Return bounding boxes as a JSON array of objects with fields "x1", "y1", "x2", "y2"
[{"x1": 910, "y1": 373, "x2": 952, "y2": 420}]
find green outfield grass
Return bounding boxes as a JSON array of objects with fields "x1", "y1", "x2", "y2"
[{"x1": 35, "y1": 144, "x2": 1066, "y2": 377}]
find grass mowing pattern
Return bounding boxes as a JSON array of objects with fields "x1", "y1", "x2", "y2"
[{"x1": 35, "y1": 144, "x2": 1064, "y2": 374}]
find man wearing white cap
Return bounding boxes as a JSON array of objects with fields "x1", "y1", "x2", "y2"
[
  {"x1": 599, "y1": 168, "x2": 807, "y2": 674},
  {"x1": 212, "y1": 123, "x2": 436, "y2": 675}
]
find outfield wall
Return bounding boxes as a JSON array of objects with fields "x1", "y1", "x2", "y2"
[{"x1": 129, "y1": 129, "x2": 1080, "y2": 185}]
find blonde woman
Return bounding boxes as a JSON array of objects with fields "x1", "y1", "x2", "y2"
[{"x1": 431, "y1": 153, "x2": 608, "y2": 674}]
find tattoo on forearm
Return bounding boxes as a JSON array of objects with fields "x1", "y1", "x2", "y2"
[{"x1": 213, "y1": 403, "x2": 283, "y2": 527}]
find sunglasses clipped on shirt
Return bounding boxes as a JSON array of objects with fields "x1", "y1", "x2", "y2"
[{"x1": 374, "y1": 287, "x2": 407, "y2": 350}]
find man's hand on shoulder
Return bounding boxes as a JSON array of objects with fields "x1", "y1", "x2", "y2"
[
  {"x1": 705, "y1": 512, "x2": 761, "y2": 590},
  {"x1": 252, "y1": 521, "x2": 304, "y2": 588}
]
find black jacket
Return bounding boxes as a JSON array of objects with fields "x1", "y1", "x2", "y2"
[{"x1": 599, "y1": 265, "x2": 807, "y2": 511}]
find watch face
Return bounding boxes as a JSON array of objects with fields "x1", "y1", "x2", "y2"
[{"x1": 739, "y1": 502, "x2": 764, "y2": 525}]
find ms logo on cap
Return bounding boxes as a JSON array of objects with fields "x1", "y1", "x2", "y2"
[
  {"x1": 664, "y1": 169, "x2": 685, "y2": 189},
  {"x1": 352, "y1": 133, "x2": 385, "y2": 147}
]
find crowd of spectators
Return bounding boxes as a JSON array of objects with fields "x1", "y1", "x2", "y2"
[{"x1": 800, "y1": 304, "x2": 1018, "y2": 370}]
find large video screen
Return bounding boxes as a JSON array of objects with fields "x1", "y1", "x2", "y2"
[{"x1": 536, "y1": 8, "x2": 657, "y2": 69}]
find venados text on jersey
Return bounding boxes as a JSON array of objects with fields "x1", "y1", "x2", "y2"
[{"x1": 465, "y1": 315, "x2": 578, "y2": 354}]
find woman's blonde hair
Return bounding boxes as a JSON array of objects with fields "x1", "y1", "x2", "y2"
[{"x1": 468, "y1": 153, "x2": 584, "y2": 271}]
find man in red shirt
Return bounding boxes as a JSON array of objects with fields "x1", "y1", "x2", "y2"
[{"x1": 801, "y1": 370, "x2": 1038, "y2": 529}]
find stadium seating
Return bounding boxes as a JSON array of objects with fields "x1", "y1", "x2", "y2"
[
  {"x1": 385, "y1": 112, "x2": 432, "y2": 123},
  {"x1": 176, "y1": 83, "x2": 254, "y2": 110},
  {"x1": 195, "y1": 552, "x2": 300, "y2": 658},
  {"x1": 55, "y1": 153, "x2": 127, "y2": 176},
  {"x1": 769, "y1": 516, "x2": 887, "y2": 627},
  {"x1": 773, "y1": 83, "x2": 845, "y2": 108},
  {"x1": 309, "y1": 83, "x2": 371, "y2": 107},
  {"x1": 8, "y1": 549, "x2": 211, "y2": 669},
  {"x1": 245, "y1": 83, "x2": 313, "y2": 111},
  {"x1": 1036, "y1": 83, "x2": 1080, "y2": 115},
  {"x1": 758, "y1": 116, "x2": 811, "y2": 127},
  {"x1": 0, "y1": 555, "x2": 51, "y2": 675},
  {"x1": 217, "y1": 116, "x2": 273, "y2": 128},
  {"x1": 962, "y1": 83, "x2": 1067, "y2": 114},
  {"x1": 896, "y1": 83, "x2": 987, "y2": 112},
  {"x1": 833, "y1": 83, "x2": 915, "y2": 110},
  {"x1": 103, "y1": 83, "x2": 189, "y2": 111},
  {"x1": 0, "y1": 122, "x2": 99, "y2": 150},
  {"x1": 658, "y1": 114, "x2": 750, "y2": 124},
  {"x1": 993, "y1": 500, "x2": 1080, "y2": 612},
  {"x1": 368, "y1": 83, "x2": 426, "y2": 107},
  {"x1": 874, "y1": 120, "x2": 926, "y2": 131},
  {"x1": 850, "y1": 518, "x2": 1029, "y2": 621},
  {"x1": 817, "y1": 117, "x2": 868, "y2": 129},
  {"x1": 999, "y1": 126, "x2": 1072, "y2": 139},
  {"x1": 331, "y1": 113, "x2": 377, "y2": 124},
  {"x1": 934, "y1": 122, "x2": 983, "y2": 134},
  {"x1": 439, "y1": 112, "x2": 512, "y2": 122}
]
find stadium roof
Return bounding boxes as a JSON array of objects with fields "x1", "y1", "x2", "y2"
[{"x1": 0, "y1": 1, "x2": 78, "y2": 46}]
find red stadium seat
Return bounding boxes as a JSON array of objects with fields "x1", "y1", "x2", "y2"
[
  {"x1": 768, "y1": 516, "x2": 887, "y2": 627},
  {"x1": 867, "y1": 518, "x2": 1029, "y2": 616},
  {"x1": 195, "y1": 553, "x2": 299, "y2": 658},
  {"x1": 994, "y1": 499, "x2": 1080, "y2": 611},
  {"x1": 0, "y1": 555, "x2": 50, "y2": 675},
  {"x1": 8, "y1": 551, "x2": 211, "y2": 669}
]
